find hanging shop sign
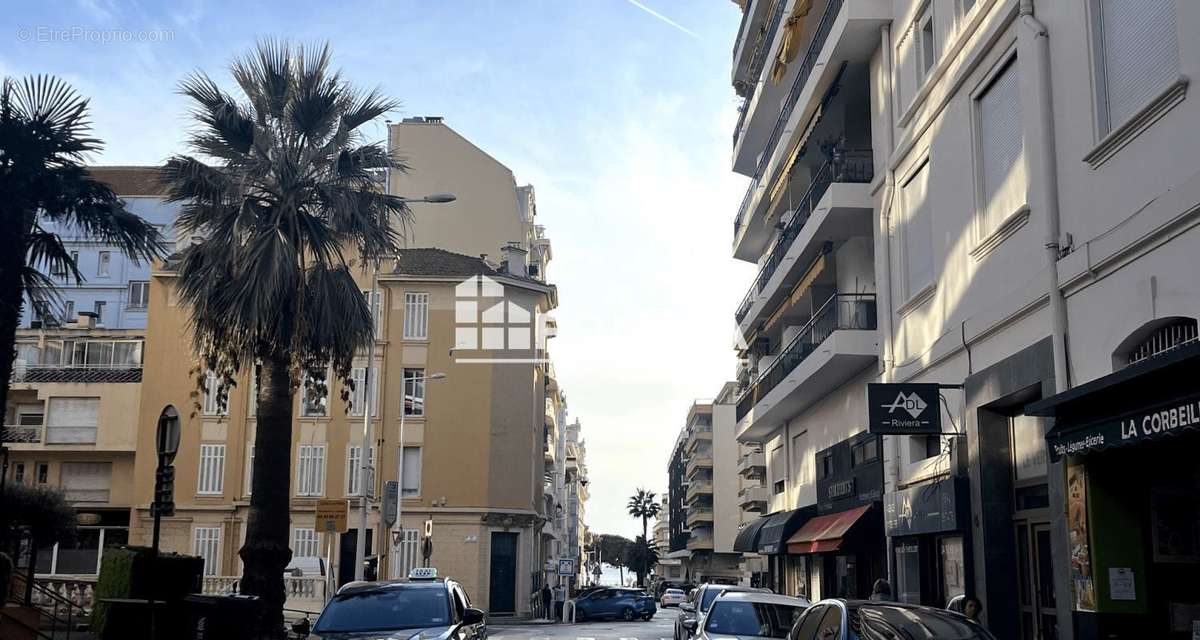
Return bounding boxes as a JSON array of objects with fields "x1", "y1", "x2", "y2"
[{"x1": 867, "y1": 383, "x2": 942, "y2": 435}]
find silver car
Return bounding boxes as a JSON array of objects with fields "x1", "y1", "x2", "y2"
[{"x1": 694, "y1": 592, "x2": 810, "y2": 640}]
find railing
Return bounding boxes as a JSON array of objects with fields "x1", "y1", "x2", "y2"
[
  {"x1": 733, "y1": 0, "x2": 848, "y2": 234},
  {"x1": 7, "y1": 573, "x2": 94, "y2": 639},
  {"x1": 201, "y1": 575, "x2": 326, "y2": 601},
  {"x1": 735, "y1": 150, "x2": 873, "y2": 325},
  {"x1": 733, "y1": 0, "x2": 788, "y2": 147},
  {"x1": 737, "y1": 293, "x2": 876, "y2": 421},
  {"x1": 1, "y1": 425, "x2": 41, "y2": 443}
]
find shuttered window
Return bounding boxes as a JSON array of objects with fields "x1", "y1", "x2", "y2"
[
  {"x1": 347, "y1": 446, "x2": 375, "y2": 496},
  {"x1": 901, "y1": 160, "x2": 934, "y2": 298},
  {"x1": 203, "y1": 372, "x2": 226, "y2": 416},
  {"x1": 977, "y1": 58, "x2": 1024, "y2": 238},
  {"x1": 401, "y1": 446, "x2": 421, "y2": 497},
  {"x1": 297, "y1": 445, "x2": 325, "y2": 496},
  {"x1": 60, "y1": 462, "x2": 111, "y2": 502},
  {"x1": 1096, "y1": 0, "x2": 1179, "y2": 132},
  {"x1": 198, "y1": 444, "x2": 225, "y2": 495},
  {"x1": 293, "y1": 528, "x2": 319, "y2": 558},
  {"x1": 45, "y1": 397, "x2": 99, "y2": 444},
  {"x1": 193, "y1": 527, "x2": 222, "y2": 576},
  {"x1": 404, "y1": 293, "x2": 429, "y2": 339},
  {"x1": 362, "y1": 290, "x2": 382, "y2": 337},
  {"x1": 348, "y1": 365, "x2": 379, "y2": 417}
]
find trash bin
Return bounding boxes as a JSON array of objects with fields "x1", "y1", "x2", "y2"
[{"x1": 184, "y1": 594, "x2": 262, "y2": 640}]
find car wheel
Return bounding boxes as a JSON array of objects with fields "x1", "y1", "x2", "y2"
[
  {"x1": 643, "y1": 614, "x2": 653, "y2": 621},
  {"x1": 622, "y1": 607, "x2": 635, "y2": 622}
]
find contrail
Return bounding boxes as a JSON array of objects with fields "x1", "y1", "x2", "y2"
[{"x1": 624, "y1": 0, "x2": 701, "y2": 39}]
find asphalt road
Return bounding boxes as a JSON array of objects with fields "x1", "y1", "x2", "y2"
[{"x1": 490, "y1": 606, "x2": 681, "y2": 640}]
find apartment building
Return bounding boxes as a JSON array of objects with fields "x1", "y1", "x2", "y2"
[
  {"x1": 726, "y1": 0, "x2": 1200, "y2": 637},
  {"x1": 562, "y1": 419, "x2": 589, "y2": 586}
]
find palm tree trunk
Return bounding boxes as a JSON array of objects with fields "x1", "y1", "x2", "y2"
[
  {"x1": 239, "y1": 350, "x2": 294, "y2": 636},
  {"x1": 0, "y1": 229, "x2": 28, "y2": 549},
  {"x1": 642, "y1": 516, "x2": 649, "y2": 587}
]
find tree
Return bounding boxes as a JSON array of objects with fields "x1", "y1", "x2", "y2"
[
  {"x1": 1, "y1": 484, "x2": 77, "y2": 604},
  {"x1": 595, "y1": 533, "x2": 633, "y2": 586},
  {"x1": 161, "y1": 41, "x2": 407, "y2": 634},
  {"x1": 0, "y1": 75, "x2": 164, "y2": 543},
  {"x1": 626, "y1": 488, "x2": 661, "y2": 586},
  {"x1": 623, "y1": 536, "x2": 659, "y2": 589}
]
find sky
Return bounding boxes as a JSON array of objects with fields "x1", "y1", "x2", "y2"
[{"x1": 1, "y1": 0, "x2": 756, "y2": 539}]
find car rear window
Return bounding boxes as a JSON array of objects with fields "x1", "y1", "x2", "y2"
[
  {"x1": 704, "y1": 601, "x2": 803, "y2": 638},
  {"x1": 854, "y1": 604, "x2": 997, "y2": 640},
  {"x1": 314, "y1": 587, "x2": 450, "y2": 634}
]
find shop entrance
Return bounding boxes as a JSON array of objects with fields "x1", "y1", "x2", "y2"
[{"x1": 1015, "y1": 521, "x2": 1057, "y2": 640}]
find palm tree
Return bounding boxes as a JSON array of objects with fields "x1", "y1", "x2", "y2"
[
  {"x1": 626, "y1": 489, "x2": 661, "y2": 586},
  {"x1": 161, "y1": 41, "x2": 407, "y2": 634},
  {"x1": 0, "y1": 75, "x2": 164, "y2": 544}
]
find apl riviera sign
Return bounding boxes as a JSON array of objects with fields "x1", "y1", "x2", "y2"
[
  {"x1": 867, "y1": 383, "x2": 942, "y2": 435},
  {"x1": 1046, "y1": 393, "x2": 1200, "y2": 461}
]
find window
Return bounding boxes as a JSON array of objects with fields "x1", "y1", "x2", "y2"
[
  {"x1": 403, "y1": 369, "x2": 425, "y2": 416},
  {"x1": 245, "y1": 445, "x2": 255, "y2": 495},
  {"x1": 976, "y1": 57, "x2": 1023, "y2": 239},
  {"x1": 13, "y1": 463, "x2": 25, "y2": 484},
  {"x1": 293, "y1": 528, "x2": 319, "y2": 558},
  {"x1": 203, "y1": 371, "x2": 227, "y2": 416},
  {"x1": 790, "y1": 431, "x2": 810, "y2": 491},
  {"x1": 901, "y1": 159, "x2": 934, "y2": 299},
  {"x1": 297, "y1": 444, "x2": 326, "y2": 496},
  {"x1": 301, "y1": 370, "x2": 328, "y2": 417},
  {"x1": 97, "y1": 252, "x2": 111, "y2": 277},
  {"x1": 363, "y1": 290, "x2": 382, "y2": 337},
  {"x1": 193, "y1": 527, "x2": 222, "y2": 576},
  {"x1": 198, "y1": 444, "x2": 226, "y2": 495},
  {"x1": 401, "y1": 446, "x2": 421, "y2": 497},
  {"x1": 248, "y1": 365, "x2": 260, "y2": 417},
  {"x1": 63, "y1": 300, "x2": 75, "y2": 323},
  {"x1": 917, "y1": 4, "x2": 936, "y2": 77},
  {"x1": 1094, "y1": 0, "x2": 1179, "y2": 133},
  {"x1": 852, "y1": 437, "x2": 880, "y2": 467},
  {"x1": 60, "y1": 462, "x2": 112, "y2": 502},
  {"x1": 1125, "y1": 318, "x2": 1198, "y2": 366},
  {"x1": 36, "y1": 463, "x2": 49, "y2": 484},
  {"x1": 93, "y1": 301, "x2": 106, "y2": 325},
  {"x1": 348, "y1": 365, "x2": 379, "y2": 417},
  {"x1": 45, "y1": 397, "x2": 99, "y2": 444},
  {"x1": 347, "y1": 446, "x2": 376, "y2": 496},
  {"x1": 128, "y1": 281, "x2": 150, "y2": 309},
  {"x1": 768, "y1": 444, "x2": 785, "y2": 495},
  {"x1": 895, "y1": 541, "x2": 922, "y2": 604},
  {"x1": 819, "y1": 451, "x2": 834, "y2": 479},
  {"x1": 404, "y1": 292, "x2": 430, "y2": 339}
]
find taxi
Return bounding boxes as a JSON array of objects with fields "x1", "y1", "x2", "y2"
[{"x1": 311, "y1": 568, "x2": 487, "y2": 640}]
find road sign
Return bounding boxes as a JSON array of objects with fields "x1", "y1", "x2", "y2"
[
  {"x1": 382, "y1": 481, "x2": 399, "y2": 528},
  {"x1": 316, "y1": 499, "x2": 349, "y2": 533},
  {"x1": 557, "y1": 558, "x2": 576, "y2": 576},
  {"x1": 424, "y1": 518, "x2": 433, "y2": 538},
  {"x1": 867, "y1": 383, "x2": 942, "y2": 435}
]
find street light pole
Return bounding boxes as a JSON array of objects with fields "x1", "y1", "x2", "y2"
[{"x1": 392, "y1": 371, "x2": 444, "y2": 578}]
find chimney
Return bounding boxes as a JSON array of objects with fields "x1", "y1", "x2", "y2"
[{"x1": 501, "y1": 242, "x2": 528, "y2": 278}]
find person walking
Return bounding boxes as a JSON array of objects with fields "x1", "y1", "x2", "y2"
[
  {"x1": 869, "y1": 579, "x2": 892, "y2": 602},
  {"x1": 540, "y1": 583, "x2": 553, "y2": 620}
]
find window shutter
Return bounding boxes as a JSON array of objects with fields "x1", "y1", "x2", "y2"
[
  {"x1": 902, "y1": 161, "x2": 934, "y2": 297},
  {"x1": 46, "y1": 398, "x2": 100, "y2": 444},
  {"x1": 198, "y1": 444, "x2": 226, "y2": 494},
  {"x1": 979, "y1": 59, "x2": 1023, "y2": 236},
  {"x1": 1099, "y1": 0, "x2": 1179, "y2": 129},
  {"x1": 401, "y1": 447, "x2": 421, "y2": 496},
  {"x1": 60, "y1": 462, "x2": 112, "y2": 502}
]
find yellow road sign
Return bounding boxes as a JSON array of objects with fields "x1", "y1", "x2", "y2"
[{"x1": 316, "y1": 499, "x2": 349, "y2": 533}]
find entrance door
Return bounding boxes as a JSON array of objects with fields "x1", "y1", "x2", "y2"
[
  {"x1": 338, "y1": 529, "x2": 373, "y2": 587},
  {"x1": 489, "y1": 532, "x2": 519, "y2": 614},
  {"x1": 1015, "y1": 522, "x2": 1058, "y2": 640}
]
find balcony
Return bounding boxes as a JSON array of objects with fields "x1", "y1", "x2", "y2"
[
  {"x1": 687, "y1": 505, "x2": 715, "y2": 527},
  {"x1": 732, "y1": 0, "x2": 787, "y2": 145},
  {"x1": 737, "y1": 450, "x2": 767, "y2": 478},
  {"x1": 0, "y1": 424, "x2": 41, "y2": 443},
  {"x1": 686, "y1": 479, "x2": 714, "y2": 504},
  {"x1": 738, "y1": 485, "x2": 768, "y2": 512},
  {"x1": 732, "y1": 0, "x2": 892, "y2": 259},
  {"x1": 737, "y1": 293, "x2": 877, "y2": 440},
  {"x1": 11, "y1": 362, "x2": 142, "y2": 385},
  {"x1": 687, "y1": 531, "x2": 715, "y2": 551},
  {"x1": 685, "y1": 451, "x2": 713, "y2": 478}
]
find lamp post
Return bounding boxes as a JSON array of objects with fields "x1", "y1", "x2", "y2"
[{"x1": 389, "y1": 371, "x2": 444, "y2": 578}]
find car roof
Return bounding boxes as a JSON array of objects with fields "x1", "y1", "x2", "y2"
[
  {"x1": 702, "y1": 584, "x2": 769, "y2": 594},
  {"x1": 665, "y1": 588, "x2": 685, "y2": 593},
  {"x1": 713, "y1": 591, "x2": 810, "y2": 606},
  {"x1": 334, "y1": 578, "x2": 455, "y2": 597}
]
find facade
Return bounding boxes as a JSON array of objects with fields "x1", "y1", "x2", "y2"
[{"x1": 724, "y1": 0, "x2": 1200, "y2": 637}]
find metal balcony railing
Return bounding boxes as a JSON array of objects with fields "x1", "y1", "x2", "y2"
[
  {"x1": 733, "y1": 0, "x2": 787, "y2": 145},
  {"x1": 735, "y1": 150, "x2": 873, "y2": 325},
  {"x1": 734, "y1": 0, "x2": 848, "y2": 234},
  {"x1": 737, "y1": 293, "x2": 877, "y2": 421},
  {"x1": 1, "y1": 425, "x2": 42, "y2": 443}
]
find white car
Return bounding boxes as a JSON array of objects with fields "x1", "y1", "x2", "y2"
[
  {"x1": 661, "y1": 588, "x2": 687, "y2": 607},
  {"x1": 694, "y1": 591, "x2": 810, "y2": 640}
]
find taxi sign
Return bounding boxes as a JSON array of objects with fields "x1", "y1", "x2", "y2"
[
  {"x1": 316, "y1": 499, "x2": 349, "y2": 533},
  {"x1": 408, "y1": 567, "x2": 438, "y2": 580}
]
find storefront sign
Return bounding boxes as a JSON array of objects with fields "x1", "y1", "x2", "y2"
[
  {"x1": 1046, "y1": 393, "x2": 1200, "y2": 461},
  {"x1": 816, "y1": 432, "x2": 884, "y2": 514},
  {"x1": 867, "y1": 383, "x2": 942, "y2": 435},
  {"x1": 884, "y1": 477, "x2": 966, "y2": 537},
  {"x1": 826, "y1": 479, "x2": 855, "y2": 501}
]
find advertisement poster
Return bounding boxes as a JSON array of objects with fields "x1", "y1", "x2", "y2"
[{"x1": 1068, "y1": 463, "x2": 1097, "y2": 611}]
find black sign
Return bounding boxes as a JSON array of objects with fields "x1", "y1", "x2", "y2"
[
  {"x1": 884, "y1": 477, "x2": 967, "y2": 537},
  {"x1": 868, "y1": 383, "x2": 942, "y2": 435},
  {"x1": 816, "y1": 432, "x2": 884, "y2": 515},
  {"x1": 1046, "y1": 392, "x2": 1200, "y2": 461}
]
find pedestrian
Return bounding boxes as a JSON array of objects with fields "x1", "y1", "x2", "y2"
[
  {"x1": 869, "y1": 579, "x2": 892, "y2": 602},
  {"x1": 541, "y1": 583, "x2": 553, "y2": 620},
  {"x1": 962, "y1": 596, "x2": 983, "y2": 621}
]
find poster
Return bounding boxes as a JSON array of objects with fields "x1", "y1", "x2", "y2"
[
  {"x1": 1067, "y1": 462, "x2": 1097, "y2": 612},
  {"x1": 1108, "y1": 567, "x2": 1135, "y2": 601}
]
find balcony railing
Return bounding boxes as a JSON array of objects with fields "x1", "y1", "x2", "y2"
[
  {"x1": 735, "y1": 150, "x2": 873, "y2": 325},
  {"x1": 733, "y1": 0, "x2": 787, "y2": 146},
  {"x1": 734, "y1": 0, "x2": 848, "y2": 234},
  {"x1": 737, "y1": 293, "x2": 877, "y2": 421},
  {"x1": 1, "y1": 425, "x2": 42, "y2": 443}
]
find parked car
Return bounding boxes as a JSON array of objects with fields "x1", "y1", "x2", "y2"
[
  {"x1": 787, "y1": 599, "x2": 998, "y2": 640},
  {"x1": 310, "y1": 568, "x2": 486, "y2": 640},
  {"x1": 675, "y1": 583, "x2": 771, "y2": 640},
  {"x1": 695, "y1": 592, "x2": 809, "y2": 640},
  {"x1": 661, "y1": 588, "x2": 687, "y2": 608},
  {"x1": 572, "y1": 587, "x2": 657, "y2": 622}
]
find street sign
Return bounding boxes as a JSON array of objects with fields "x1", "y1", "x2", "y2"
[
  {"x1": 867, "y1": 383, "x2": 942, "y2": 435},
  {"x1": 424, "y1": 518, "x2": 433, "y2": 538},
  {"x1": 316, "y1": 499, "x2": 349, "y2": 533},
  {"x1": 557, "y1": 558, "x2": 575, "y2": 576},
  {"x1": 382, "y1": 481, "x2": 399, "y2": 528},
  {"x1": 155, "y1": 405, "x2": 181, "y2": 462}
]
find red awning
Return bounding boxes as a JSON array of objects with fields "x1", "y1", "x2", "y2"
[{"x1": 786, "y1": 504, "x2": 873, "y2": 554}]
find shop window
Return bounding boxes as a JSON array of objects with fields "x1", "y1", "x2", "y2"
[
  {"x1": 940, "y1": 536, "x2": 966, "y2": 602},
  {"x1": 895, "y1": 541, "x2": 922, "y2": 604}
]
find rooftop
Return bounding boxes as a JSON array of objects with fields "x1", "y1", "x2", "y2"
[{"x1": 87, "y1": 166, "x2": 168, "y2": 197}]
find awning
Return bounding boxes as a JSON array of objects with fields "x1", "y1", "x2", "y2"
[
  {"x1": 1027, "y1": 343, "x2": 1200, "y2": 460},
  {"x1": 756, "y1": 507, "x2": 815, "y2": 555},
  {"x1": 733, "y1": 516, "x2": 770, "y2": 553},
  {"x1": 786, "y1": 504, "x2": 874, "y2": 554}
]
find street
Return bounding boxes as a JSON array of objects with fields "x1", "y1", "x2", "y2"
[{"x1": 491, "y1": 607, "x2": 680, "y2": 640}]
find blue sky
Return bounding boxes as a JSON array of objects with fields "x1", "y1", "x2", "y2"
[{"x1": 2, "y1": 0, "x2": 755, "y2": 538}]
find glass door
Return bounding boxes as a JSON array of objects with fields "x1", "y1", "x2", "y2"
[{"x1": 1015, "y1": 522, "x2": 1058, "y2": 640}]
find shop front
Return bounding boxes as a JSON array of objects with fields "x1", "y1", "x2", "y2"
[
  {"x1": 754, "y1": 507, "x2": 813, "y2": 596},
  {"x1": 784, "y1": 431, "x2": 884, "y2": 600},
  {"x1": 733, "y1": 517, "x2": 771, "y2": 588},
  {"x1": 1028, "y1": 342, "x2": 1200, "y2": 639},
  {"x1": 884, "y1": 477, "x2": 971, "y2": 607}
]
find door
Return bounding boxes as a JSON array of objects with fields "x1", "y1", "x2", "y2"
[
  {"x1": 489, "y1": 532, "x2": 519, "y2": 614},
  {"x1": 338, "y1": 529, "x2": 373, "y2": 587},
  {"x1": 1015, "y1": 522, "x2": 1058, "y2": 640}
]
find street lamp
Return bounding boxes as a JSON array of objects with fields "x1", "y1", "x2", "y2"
[{"x1": 388, "y1": 371, "x2": 445, "y2": 578}]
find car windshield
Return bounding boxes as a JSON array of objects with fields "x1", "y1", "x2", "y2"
[
  {"x1": 313, "y1": 587, "x2": 450, "y2": 633},
  {"x1": 704, "y1": 601, "x2": 803, "y2": 638},
  {"x1": 700, "y1": 588, "x2": 725, "y2": 612},
  {"x1": 855, "y1": 605, "x2": 997, "y2": 640}
]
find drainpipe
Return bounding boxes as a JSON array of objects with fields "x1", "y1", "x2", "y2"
[
  {"x1": 1018, "y1": 3, "x2": 1074, "y2": 639},
  {"x1": 878, "y1": 23, "x2": 901, "y2": 588}
]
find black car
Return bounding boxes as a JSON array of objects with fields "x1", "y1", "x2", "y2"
[
  {"x1": 311, "y1": 572, "x2": 486, "y2": 640},
  {"x1": 788, "y1": 599, "x2": 997, "y2": 640}
]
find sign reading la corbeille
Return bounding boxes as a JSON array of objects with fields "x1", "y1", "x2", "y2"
[
  {"x1": 867, "y1": 383, "x2": 942, "y2": 435},
  {"x1": 1046, "y1": 392, "x2": 1200, "y2": 461}
]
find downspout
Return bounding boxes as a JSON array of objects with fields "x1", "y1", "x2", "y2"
[{"x1": 878, "y1": 23, "x2": 901, "y2": 588}]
